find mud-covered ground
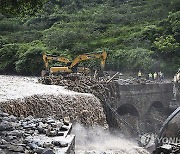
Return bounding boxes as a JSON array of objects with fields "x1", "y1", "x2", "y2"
[{"x1": 0, "y1": 75, "x2": 150, "y2": 154}]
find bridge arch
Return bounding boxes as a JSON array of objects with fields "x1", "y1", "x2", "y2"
[
  {"x1": 117, "y1": 104, "x2": 139, "y2": 117},
  {"x1": 151, "y1": 101, "x2": 164, "y2": 109},
  {"x1": 146, "y1": 101, "x2": 166, "y2": 132}
]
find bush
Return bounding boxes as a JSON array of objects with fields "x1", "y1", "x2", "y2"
[
  {"x1": 8, "y1": 30, "x2": 43, "y2": 43},
  {"x1": 154, "y1": 35, "x2": 180, "y2": 53},
  {"x1": 0, "y1": 44, "x2": 19, "y2": 73},
  {"x1": 44, "y1": 29, "x2": 84, "y2": 51},
  {"x1": 106, "y1": 48, "x2": 155, "y2": 72},
  {"x1": 0, "y1": 36, "x2": 8, "y2": 48},
  {"x1": 0, "y1": 19, "x2": 21, "y2": 32},
  {"x1": 125, "y1": 48, "x2": 155, "y2": 71},
  {"x1": 15, "y1": 47, "x2": 44, "y2": 75},
  {"x1": 141, "y1": 25, "x2": 162, "y2": 41}
]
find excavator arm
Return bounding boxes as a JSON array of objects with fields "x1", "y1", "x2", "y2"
[
  {"x1": 69, "y1": 51, "x2": 107, "y2": 71},
  {"x1": 43, "y1": 54, "x2": 70, "y2": 70}
]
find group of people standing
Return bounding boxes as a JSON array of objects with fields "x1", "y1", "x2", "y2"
[
  {"x1": 138, "y1": 70, "x2": 164, "y2": 81},
  {"x1": 148, "y1": 71, "x2": 164, "y2": 81}
]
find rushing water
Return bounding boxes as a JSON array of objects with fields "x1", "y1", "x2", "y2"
[
  {"x1": 0, "y1": 75, "x2": 150, "y2": 153},
  {"x1": 73, "y1": 123, "x2": 149, "y2": 154}
]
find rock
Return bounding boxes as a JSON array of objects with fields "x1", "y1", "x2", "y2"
[
  {"x1": 57, "y1": 132, "x2": 64, "y2": 136},
  {"x1": 0, "y1": 121, "x2": 14, "y2": 131},
  {"x1": 37, "y1": 127, "x2": 44, "y2": 134},
  {"x1": 52, "y1": 141, "x2": 68, "y2": 147},
  {"x1": 42, "y1": 148, "x2": 55, "y2": 154},
  {"x1": 3, "y1": 115, "x2": 17, "y2": 122},
  {"x1": 0, "y1": 148, "x2": 6, "y2": 154},
  {"x1": 0, "y1": 145, "x2": 7, "y2": 149},
  {"x1": 0, "y1": 139, "x2": 7, "y2": 145},
  {"x1": 0, "y1": 110, "x2": 75, "y2": 153},
  {"x1": 0, "y1": 111, "x2": 9, "y2": 117},
  {"x1": 43, "y1": 142, "x2": 54, "y2": 148},
  {"x1": 56, "y1": 121, "x2": 63, "y2": 128},
  {"x1": 8, "y1": 145, "x2": 24, "y2": 152},
  {"x1": 34, "y1": 147, "x2": 44, "y2": 154},
  {"x1": 46, "y1": 130, "x2": 57, "y2": 137},
  {"x1": 38, "y1": 122, "x2": 48, "y2": 128},
  {"x1": 6, "y1": 135, "x2": 17, "y2": 141},
  {"x1": 60, "y1": 125, "x2": 69, "y2": 131},
  {"x1": 36, "y1": 141, "x2": 44, "y2": 148},
  {"x1": 47, "y1": 119, "x2": 55, "y2": 124},
  {"x1": 11, "y1": 121, "x2": 21, "y2": 128},
  {"x1": 59, "y1": 141, "x2": 68, "y2": 147},
  {"x1": 7, "y1": 130, "x2": 24, "y2": 137},
  {"x1": 22, "y1": 122, "x2": 37, "y2": 129},
  {"x1": 28, "y1": 142, "x2": 38, "y2": 150},
  {"x1": 25, "y1": 115, "x2": 34, "y2": 121},
  {"x1": 52, "y1": 141, "x2": 60, "y2": 146}
]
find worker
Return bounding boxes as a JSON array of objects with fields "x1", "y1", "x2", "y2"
[
  {"x1": 148, "y1": 73, "x2": 153, "y2": 81},
  {"x1": 174, "y1": 75, "x2": 177, "y2": 83},
  {"x1": 138, "y1": 70, "x2": 142, "y2": 79},
  {"x1": 159, "y1": 71, "x2": 163, "y2": 82},
  {"x1": 153, "y1": 72, "x2": 157, "y2": 80},
  {"x1": 177, "y1": 70, "x2": 180, "y2": 83}
]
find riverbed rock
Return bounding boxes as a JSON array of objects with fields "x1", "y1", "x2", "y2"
[
  {"x1": 0, "y1": 148, "x2": 6, "y2": 154},
  {"x1": 8, "y1": 145, "x2": 24, "y2": 152},
  {"x1": 0, "y1": 121, "x2": 14, "y2": 131},
  {"x1": 42, "y1": 148, "x2": 54, "y2": 154},
  {"x1": 0, "y1": 110, "x2": 75, "y2": 154}
]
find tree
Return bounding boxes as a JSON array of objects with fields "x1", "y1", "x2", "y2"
[
  {"x1": 0, "y1": 0, "x2": 47, "y2": 16},
  {"x1": 0, "y1": 44, "x2": 19, "y2": 73}
]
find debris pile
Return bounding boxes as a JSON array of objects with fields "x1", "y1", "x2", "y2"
[
  {"x1": 39, "y1": 73, "x2": 153, "y2": 96},
  {"x1": 0, "y1": 110, "x2": 75, "y2": 154},
  {"x1": 0, "y1": 94, "x2": 107, "y2": 127}
]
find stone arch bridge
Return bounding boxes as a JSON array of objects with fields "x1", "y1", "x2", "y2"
[{"x1": 103, "y1": 82, "x2": 180, "y2": 135}]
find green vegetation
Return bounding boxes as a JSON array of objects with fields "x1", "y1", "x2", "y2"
[{"x1": 0, "y1": 0, "x2": 179, "y2": 75}]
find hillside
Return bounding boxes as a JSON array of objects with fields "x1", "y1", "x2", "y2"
[{"x1": 0, "y1": 0, "x2": 179, "y2": 75}]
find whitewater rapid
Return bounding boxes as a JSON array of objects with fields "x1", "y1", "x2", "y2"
[{"x1": 0, "y1": 75, "x2": 91, "y2": 102}]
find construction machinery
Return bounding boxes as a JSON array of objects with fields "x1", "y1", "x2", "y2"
[
  {"x1": 42, "y1": 51, "x2": 107, "y2": 76},
  {"x1": 42, "y1": 53, "x2": 70, "y2": 76}
]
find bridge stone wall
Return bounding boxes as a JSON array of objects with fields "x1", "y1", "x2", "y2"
[
  {"x1": 111, "y1": 83, "x2": 173, "y2": 116},
  {"x1": 105, "y1": 82, "x2": 176, "y2": 134}
]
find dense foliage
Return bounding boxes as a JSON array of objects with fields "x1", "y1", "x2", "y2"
[{"x1": 0, "y1": 0, "x2": 179, "y2": 75}]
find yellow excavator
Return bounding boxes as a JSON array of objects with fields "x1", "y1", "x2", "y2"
[
  {"x1": 42, "y1": 51, "x2": 107, "y2": 76},
  {"x1": 41, "y1": 54, "x2": 70, "y2": 76}
]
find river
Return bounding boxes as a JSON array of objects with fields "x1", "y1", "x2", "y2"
[{"x1": 0, "y1": 75, "x2": 150, "y2": 154}]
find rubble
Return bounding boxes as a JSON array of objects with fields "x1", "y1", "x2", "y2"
[{"x1": 0, "y1": 110, "x2": 75, "y2": 154}]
